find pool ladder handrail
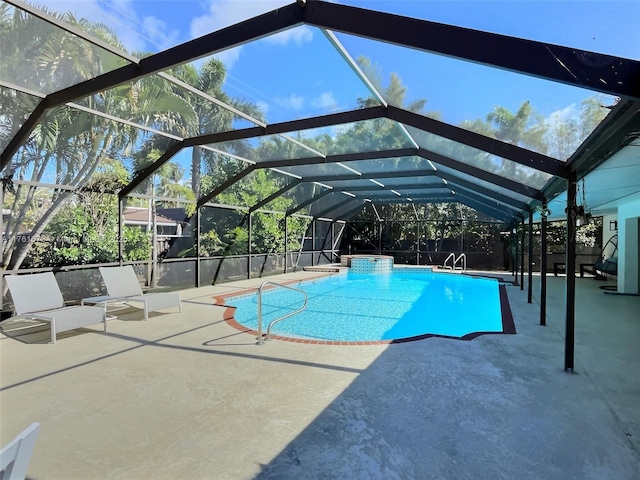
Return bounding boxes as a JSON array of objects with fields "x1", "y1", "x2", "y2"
[
  {"x1": 443, "y1": 253, "x2": 467, "y2": 272},
  {"x1": 257, "y1": 281, "x2": 308, "y2": 345}
]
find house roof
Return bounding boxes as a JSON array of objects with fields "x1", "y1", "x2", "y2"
[
  {"x1": 123, "y1": 208, "x2": 178, "y2": 226},
  {"x1": 156, "y1": 208, "x2": 190, "y2": 224}
]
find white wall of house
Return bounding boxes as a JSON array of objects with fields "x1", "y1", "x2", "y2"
[{"x1": 617, "y1": 192, "x2": 640, "y2": 294}]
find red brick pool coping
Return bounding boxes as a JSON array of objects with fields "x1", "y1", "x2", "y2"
[{"x1": 214, "y1": 273, "x2": 516, "y2": 345}]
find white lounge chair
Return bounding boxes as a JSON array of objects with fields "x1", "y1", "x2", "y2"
[
  {"x1": 0, "y1": 422, "x2": 40, "y2": 480},
  {"x1": 81, "y1": 266, "x2": 181, "y2": 321},
  {"x1": 4, "y1": 273, "x2": 107, "y2": 344}
]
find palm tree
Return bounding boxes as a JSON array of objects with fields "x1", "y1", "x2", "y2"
[
  {"x1": 1, "y1": 9, "x2": 195, "y2": 271},
  {"x1": 170, "y1": 59, "x2": 264, "y2": 199},
  {"x1": 485, "y1": 101, "x2": 548, "y2": 181},
  {"x1": 355, "y1": 56, "x2": 429, "y2": 113}
]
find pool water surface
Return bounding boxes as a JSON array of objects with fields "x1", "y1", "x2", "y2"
[{"x1": 224, "y1": 271, "x2": 513, "y2": 342}]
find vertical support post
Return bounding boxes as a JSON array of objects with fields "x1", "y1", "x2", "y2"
[
  {"x1": 378, "y1": 221, "x2": 382, "y2": 255},
  {"x1": 336, "y1": 222, "x2": 342, "y2": 261},
  {"x1": 311, "y1": 220, "x2": 316, "y2": 266},
  {"x1": 565, "y1": 175, "x2": 577, "y2": 372},
  {"x1": 528, "y1": 210, "x2": 533, "y2": 303},
  {"x1": 151, "y1": 196, "x2": 158, "y2": 288},
  {"x1": 540, "y1": 201, "x2": 548, "y2": 326},
  {"x1": 147, "y1": 196, "x2": 153, "y2": 286},
  {"x1": 412, "y1": 203, "x2": 420, "y2": 265},
  {"x1": 330, "y1": 222, "x2": 335, "y2": 263},
  {"x1": 460, "y1": 206, "x2": 464, "y2": 254},
  {"x1": 416, "y1": 222, "x2": 420, "y2": 265},
  {"x1": 118, "y1": 198, "x2": 124, "y2": 266},
  {"x1": 284, "y1": 215, "x2": 288, "y2": 274},
  {"x1": 256, "y1": 286, "x2": 264, "y2": 345},
  {"x1": 247, "y1": 213, "x2": 252, "y2": 280},
  {"x1": 520, "y1": 218, "x2": 525, "y2": 291},
  {"x1": 195, "y1": 207, "x2": 201, "y2": 288},
  {"x1": 514, "y1": 229, "x2": 518, "y2": 277}
]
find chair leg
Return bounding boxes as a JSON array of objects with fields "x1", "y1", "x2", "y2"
[{"x1": 51, "y1": 320, "x2": 56, "y2": 344}]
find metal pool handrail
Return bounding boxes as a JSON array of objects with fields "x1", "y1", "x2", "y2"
[
  {"x1": 256, "y1": 281, "x2": 308, "y2": 345},
  {"x1": 443, "y1": 253, "x2": 467, "y2": 272}
]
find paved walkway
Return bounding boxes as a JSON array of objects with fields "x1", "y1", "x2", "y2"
[{"x1": 1, "y1": 270, "x2": 639, "y2": 479}]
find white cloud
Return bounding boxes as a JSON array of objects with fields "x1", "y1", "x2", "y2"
[
  {"x1": 190, "y1": 1, "x2": 313, "y2": 70},
  {"x1": 546, "y1": 104, "x2": 579, "y2": 124},
  {"x1": 27, "y1": 0, "x2": 180, "y2": 54},
  {"x1": 255, "y1": 100, "x2": 270, "y2": 115},
  {"x1": 213, "y1": 47, "x2": 243, "y2": 70},
  {"x1": 140, "y1": 15, "x2": 180, "y2": 51},
  {"x1": 264, "y1": 26, "x2": 313, "y2": 46},
  {"x1": 275, "y1": 93, "x2": 305, "y2": 111},
  {"x1": 311, "y1": 92, "x2": 339, "y2": 111},
  {"x1": 190, "y1": 0, "x2": 292, "y2": 36}
]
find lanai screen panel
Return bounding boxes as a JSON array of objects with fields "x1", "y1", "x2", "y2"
[
  {"x1": 7, "y1": 103, "x2": 171, "y2": 188},
  {"x1": 333, "y1": 31, "x2": 617, "y2": 161},
  {"x1": 344, "y1": 156, "x2": 436, "y2": 175},
  {"x1": 337, "y1": 0, "x2": 640, "y2": 61},
  {"x1": 261, "y1": 182, "x2": 332, "y2": 215},
  {"x1": 318, "y1": 118, "x2": 413, "y2": 155},
  {"x1": 327, "y1": 199, "x2": 365, "y2": 219},
  {"x1": 264, "y1": 156, "x2": 436, "y2": 183},
  {"x1": 192, "y1": 148, "x2": 255, "y2": 202},
  {"x1": 317, "y1": 178, "x2": 391, "y2": 190},
  {"x1": 124, "y1": 145, "x2": 241, "y2": 204},
  {"x1": 270, "y1": 150, "x2": 424, "y2": 181},
  {"x1": 434, "y1": 164, "x2": 534, "y2": 205},
  {"x1": 369, "y1": 187, "x2": 453, "y2": 200},
  {"x1": 307, "y1": 191, "x2": 357, "y2": 218},
  {"x1": 368, "y1": 176, "x2": 444, "y2": 188},
  {"x1": 199, "y1": 204, "x2": 249, "y2": 257},
  {"x1": 315, "y1": 176, "x2": 445, "y2": 199},
  {"x1": 206, "y1": 169, "x2": 296, "y2": 209},
  {"x1": 274, "y1": 162, "x2": 353, "y2": 179},
  {"x1": 0, "y1": 1, "x2": 133, "y2": 95},
  {"x1": 204, "y1": 134, "x2": 318, "y2": 165},
  {"x1": 71, "y1": 73, "x2": 256, "y2": 140},
  {"x1": 405, "y1": 127, "x2": 553, "y2": 189},
  {"x1": 169, "y1": 25, "x2": 383, "y2": 125},
  {"x1": 203, "y1": 117, "x2": 411, "y2": 169},
  {"x1": 154, "y1": 149, "x2": 254, "y2": 203},
  {"x1": 445, "y1": 185, "x2": 523, "y2": 214},
  {"x1": 0, "y1": 86, "x2": 39, "y2": 153}
]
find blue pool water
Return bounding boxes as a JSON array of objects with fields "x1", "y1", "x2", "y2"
[{"x1": 229, "y1": 271, "x2": 504, "y2": 341}]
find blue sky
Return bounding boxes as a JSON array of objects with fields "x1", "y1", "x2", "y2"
[{"x1": 32, "y1": 0, "x2": 640, "y2": 131}]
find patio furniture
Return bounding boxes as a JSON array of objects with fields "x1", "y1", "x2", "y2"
[
  {"x1": 553, "y1": 262, "x2": 565, "y2": 276},
  {"x1": 81, "y1": 266, "x2": 181, "y2": 321},
  {"x1": 594, "y1": 235, "x2": 619, "y2": 276},
  {"x1": 0, "y1": 422, "x2": 40, "y2": 480},
  {"x1": 4, "y1": 273, "x2": 107, "y2": 344},
  {"x1": 553, "y1": 262, "x2": 607, "y2": 279}
]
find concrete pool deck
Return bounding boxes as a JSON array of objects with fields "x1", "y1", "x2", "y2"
[{"x1": 1, "y1": 269, "x2": 639, "y2": 479}]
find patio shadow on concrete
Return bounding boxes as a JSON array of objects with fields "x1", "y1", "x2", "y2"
[{"x1": 254, "y1": 283, "x2": 640, "y2": 480}]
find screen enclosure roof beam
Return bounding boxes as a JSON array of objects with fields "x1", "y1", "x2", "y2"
[
  {"x1": 182, "y1": 105, "x2": 567, "y2": 179},
  {"x1": 1, "y1": 2, "x2": 306, "y2": 170},
  {"x1": 303, "y1": 1, "x2": 640, "y2": 100}
]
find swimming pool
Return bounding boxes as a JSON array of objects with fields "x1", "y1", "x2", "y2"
[{"x1": 220, "y1": 271, "x2": 515, "y2": 344}]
